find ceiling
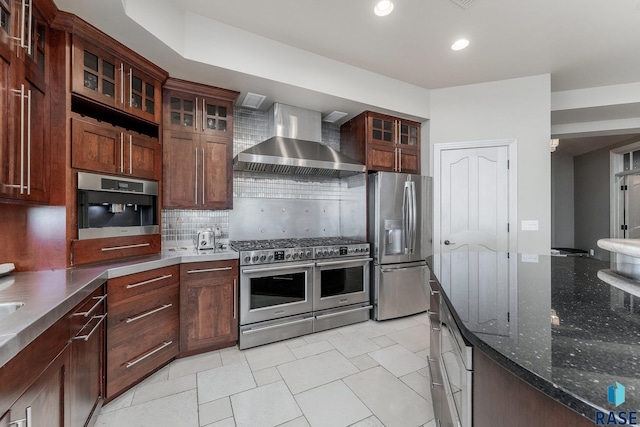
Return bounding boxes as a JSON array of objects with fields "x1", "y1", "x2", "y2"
[
  {"x1": 53, "y1": 0, "x2": 640, "y2": 153},
  {"x1": 172, "y1": 0, "x2": 640, "y2": 92}
]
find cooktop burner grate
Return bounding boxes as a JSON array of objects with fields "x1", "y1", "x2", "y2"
[{"x1": 230, "y1": 237, "x2": 366, "y2": 251}]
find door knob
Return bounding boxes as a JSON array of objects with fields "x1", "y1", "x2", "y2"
[{"x1": 444, "y1": 240, "x2": 455, "y2": 245}]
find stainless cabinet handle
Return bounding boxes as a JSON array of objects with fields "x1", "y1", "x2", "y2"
[
  {"x1": 9, "y1": 85, "x2": 26, "y2": 194},
  {"x1": 119, "y1": 64, "x2": 125, "y2": 105},
  {"x1": 316, "y1": 258, "x2": 372, "y2": 267},
  {"x1": 10, "y1": 0, "x2": 27, "y2": 51},
  {"x1": 126, "y1": 304, "x2": 172, "y2": 323},
  {"x1": 9, "y1": 406, "x2": 31, "y2": 427},
  {"x1": 427, "y1": 358, "x2": 443, "y2": 387},
  {"x1": 242, "y1": 263, "x2": 314, "y2": 274},
  {"x1": 26, "y1": 89, "x2": 31, "y2": 195},
  {"x1": 242, "y1": 317, "x2": 312, "y2": 335},
  {"x1": 195, "y1": 97, "x2": 198, "y2": 130},
  {"x1": 120, "y1": 132, "x2": 124, "y2": 172},
  {"x1": 201, "y1": 147, "x2": 205, "y2": 204},
  {"x1": 430, "y1": 289, "x2": 440, "y2": 296},
  {"x1": 315, "y1": 305, "x2": 372, "y2": 320},
  {"x1": 187, "y1": 266, "x2": 233, "y2": 274},
  {"x1": 72, "y1": 294, "x2": 107, "y2": 317},
  {"x1": 233, "y1": 279, "x2": 237, "y2": 319},
  {"x1": 126, "y1": 341, "x2": 173, "y2": 368},
  {"x1": 26, "y1": 0, "x2": 32, "y2": 55},
  {"x1": 129, "y1": 134, "x2": 133, "y2": 174},
  {"x1": 128, "y1": 68, "x2": 133, "y2": 107},
  {"x1": 399, "y1": 148, "x2": 402, "y2": 172},
  {"x1": 73, "y1": 314, "x2": 106, "y2": 341},
  {"x1": 427, "y1": 310, "x2": 441, "y2": 331},
  {"x1": 101, "y1": 242, "x2": 150, "y2": 252},
  {"x1": 194, "y1": 148, "x2": 198, "y2": 204},
  {"x1": 202, "y1": 98, "x2": 206, "y2": 131},
  {"x1": 126, "y1": 274, "x2": 173, "y2": 289}
]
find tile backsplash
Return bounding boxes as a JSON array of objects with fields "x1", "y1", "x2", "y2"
[{"x1": 161, "y1": 106, "x2": 361, "y2": 245}]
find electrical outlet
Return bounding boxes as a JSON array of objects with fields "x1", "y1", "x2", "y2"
[
  {"x1": 521, "y1": 220, "x2": 539, "y2": 231},
  {"x1": 521, "y1": 253, "x2": 539, "y2": 263}
]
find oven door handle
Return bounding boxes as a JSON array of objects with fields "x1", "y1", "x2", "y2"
[
  {"x1": 316, "y1": 258, "x2": 372, "y2": 267},
  {"x1": 315, "y1": 305, "x2": 372, "y2": 320},
  {"x1": 242, "y1": 263, "x2": 315, "y2": 274},
  {"x1": 241, "y1": 317, "x2": 313, "y2": 335}
]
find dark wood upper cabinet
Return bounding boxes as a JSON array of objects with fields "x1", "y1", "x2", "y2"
[
  {"x1": 162, "y1": 78, "x2": 239, "y2": 210},
  {"x1": 71, "y1": 35, "x2": 163, "y2": 124},
  {"x1": 341, "y1": 111, "x2": 421, "y2": 175}
]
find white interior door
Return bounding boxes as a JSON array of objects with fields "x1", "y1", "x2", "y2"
[{"x1": 438, "y1": 145, "x2": 510, "y2": 337}]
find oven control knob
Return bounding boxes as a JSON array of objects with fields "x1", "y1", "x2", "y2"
[
  {"x1": 244, "y1": 256, "x2": 251, "y2": 263},
  {"x1": 292, "y1": 253, "x2": 299, "y2": 259},
  {"x1": 329, "y1": 250, "x2": 335, "y2": 256},
  {"x1": 305, "y1": 251, "x2": 311, "y2": 258},
  {"x1": 356, "y1": 248, "x2": 362, "y2": 253},
  {"x1": 268, "y1": 255, "x2": 274, "y2": 261},
  {"x1": 365, "y1": 247, "x2": 369, "y2": 252},
  {"x1": 260, "y1": 255, "x2": 267, "y2": 262},
  {"x1": 252, "y1": 255, "x2": 259, "y2": 262},
  {"x1": 323, "y1": 250, "x2": 328, "y2": 256},
  {"x1": 286, "y1": 253, "x2": 291, "y2": 259}
]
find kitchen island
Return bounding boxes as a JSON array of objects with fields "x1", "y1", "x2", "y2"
[{"x1": 430, "y1": 253, "x2": 640, "y2": 426}]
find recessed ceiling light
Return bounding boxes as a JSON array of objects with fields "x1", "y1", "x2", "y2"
[
  {"x1": 451, "y1": 39, "x2": 470, "y2": 51},
  {"x1": 374, "y1": 1, "x2": 394, "y2": 16}
]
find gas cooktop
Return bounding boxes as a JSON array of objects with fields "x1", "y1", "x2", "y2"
[{"x1": 231, "y1": 237, "x2": 370, "y2": 265}]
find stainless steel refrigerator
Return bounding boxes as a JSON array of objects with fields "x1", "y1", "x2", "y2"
[{"x1": 368, "y1": 172, "x2": 433, "y2": 320}]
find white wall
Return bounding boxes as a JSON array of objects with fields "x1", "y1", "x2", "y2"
[{"x1": 429, "y1": 74, "x2": 551, "y2": 254}]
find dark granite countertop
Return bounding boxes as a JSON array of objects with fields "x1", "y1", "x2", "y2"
[{"x1": 429, "y1": 254, "x2": 640, "y2": 420}]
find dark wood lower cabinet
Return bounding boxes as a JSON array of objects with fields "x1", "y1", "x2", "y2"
[
  {"x1": 69, "y1": 286, "x2": 106, "y2": 427},
  {"x1": 106, "y1": 266, "x2": 180, "y2": 400},
  {"x1": 5, "y1": 347, "x2": 67, "y2": 427},
  {"x1": 473, "y1": 350, "x2": 593, "y2": 427},
  {"x1": 180, "y1": 260, "x2": 238, "y2": 355}
]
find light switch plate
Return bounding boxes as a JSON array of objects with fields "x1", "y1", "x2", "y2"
[
  {"x1": 521, "y1": 220, "x2": 539, "y2": 231},
  {"x1": 521, "y1": 253, "x2": 539, "y2": 263}
]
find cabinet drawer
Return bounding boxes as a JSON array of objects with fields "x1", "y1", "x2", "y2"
[
  {"x1": 108, "y1": 281, "x2": 178, "y2": 327},
  {"x1": 180, "y1": 259, "x2": 238, "y2": 281},
  {"x1": 108, "y1": 265, "x2": 178, "y2": 303},
  {"x1": 70, "y1": 286, "x2": 107, "y2": 338},
  {"x1": 71, "y1": 234, "x2": 162, "y2": 266},
  {"x1": 106, "y1": 283, "x2": 179, "y2": 398}
]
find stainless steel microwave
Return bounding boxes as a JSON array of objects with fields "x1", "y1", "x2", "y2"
[{"x1": 77, "y1": 172, "x2": 159, "y2": 240}]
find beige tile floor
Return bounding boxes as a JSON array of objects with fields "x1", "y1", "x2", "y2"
[{"x1": 95, "y1": 313, "x2": 437, "y2": 427}]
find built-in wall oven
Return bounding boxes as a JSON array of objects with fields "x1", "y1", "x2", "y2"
[{"x1": 77, "y1": 172, "x2": 158, "y2": 239}]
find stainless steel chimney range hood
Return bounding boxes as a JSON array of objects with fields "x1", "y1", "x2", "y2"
[{"x1": 233, "y1": 103, "x2": 365, "y2": 178}]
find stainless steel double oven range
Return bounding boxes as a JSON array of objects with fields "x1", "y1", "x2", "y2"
[{"x1": 231, "y1": 237, "x2": 371, "y2": 349}]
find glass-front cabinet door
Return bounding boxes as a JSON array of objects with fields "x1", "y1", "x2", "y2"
[
  {"x1": 123, "y1": 64, "x2": 161, "y2": 123},
  {"x1": 202, "y1": 98, "x2": 230, "y2": 135},
  {"x1": 368, "y1": 112, "x2": 396, "y2": 146},
  {"x1": 398, "y1": 120, "x2": 419, "y2": 147},
  {"x1": 72, "y1": 36, "x2": 120, "y2": 111},
  {"x1": 164, "y1": 90, "x2": 197, "y2": 132}
]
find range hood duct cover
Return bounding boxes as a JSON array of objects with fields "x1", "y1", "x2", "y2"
[{"x1": 234, "y1": 103, "x2": 365, "y2": 178}]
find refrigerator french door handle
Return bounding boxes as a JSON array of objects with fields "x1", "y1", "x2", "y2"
[
  {"x1": 402, "y1": 182, "x2": 410, "y2": 254},
  {"x1": 410, "y1": 181, "x2": 417, "y2": 254}
]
